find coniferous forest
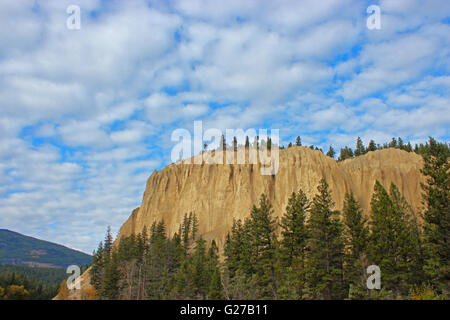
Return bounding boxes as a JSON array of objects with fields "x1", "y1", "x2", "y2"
[
  {"x1": 0, "y1": 265, "x2": 66, "y2": 300},
  {"x1": 84, "y1": 137, "x2": 449, "y2": 300}
]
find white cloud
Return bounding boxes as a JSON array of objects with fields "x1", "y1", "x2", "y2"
[{"x1": 0, "y1": 0, "x2": 448, "y2": 252}]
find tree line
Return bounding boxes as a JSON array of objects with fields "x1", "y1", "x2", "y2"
[
  {"x1": 0, "y1": 265, "x2": 65, "y2": 300},
  {"x1": 82, "y1": 137, "x2": 448, "y2": 300},
  {"x1": 281, "y1": 135, "x2": 438, "y2": 161}
]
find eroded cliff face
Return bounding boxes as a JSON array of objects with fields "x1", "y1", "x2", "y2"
[
  {"x1": 117, "y1": 147, "x2": 425, "y2": 249},
  {"x1": 57, "y1": 147, "x2": 425, "y2": 300}
]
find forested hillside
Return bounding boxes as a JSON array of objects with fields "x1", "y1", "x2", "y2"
[
  {"x1": 0, "y1": 265, "x2": 67, "y2": 300},
  {"x1": 0, "y1": 229, "x2": 91, "y2": 269}
]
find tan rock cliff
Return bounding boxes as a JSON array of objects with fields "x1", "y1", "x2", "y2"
[{"x1": 117, "y1": 147, "x2": 425, "y2": 249}]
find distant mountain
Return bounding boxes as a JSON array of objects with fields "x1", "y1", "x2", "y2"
[{"x1": 0, "y1": 229, "x2": 91, "y2": 269}]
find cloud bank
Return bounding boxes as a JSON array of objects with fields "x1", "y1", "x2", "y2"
[{"x1": 0, "y1": 0, "x2": 449, "y2": 253}]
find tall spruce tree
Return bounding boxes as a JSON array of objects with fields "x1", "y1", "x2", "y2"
[
  {"x1": 90, "y1": 241, "x2": 105, "y2": 293},
  {"x1": 342, "y1": 192, "x2": 369, "y2": 299},
  {"x1": 101, "y1": 248, "x2": 120, "y2": 299},
  {"x1": 280, "y1": 190, "x2": 309, "y2": 267},
  {"x1": 367, "y1": 140, "x2": 377, "y2": 152},
  {"x1": 326, "y1": 146, "x2": 336, "y2": 158},
  {"x1": 367, "y1": 181, "x2": 422, "y2": 297},
  {"x1": 421, "y1": 137, "x2": 450, "y2": 295},
  {"x1": 247, "y1": 194, "x2": 279, "y2": 299},
  {"x1": 305, "y1": 179, "x2": 345, "y2": 299},
  {"x1": 279, "y1": 190, "x2": 310, "y2": 298},
  {"x1": 354, "y1": 137, "x2": 365, "y2": 156}
]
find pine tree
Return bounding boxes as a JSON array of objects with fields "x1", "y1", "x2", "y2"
[
  {"x1": 104, "y1": 226, "x2": 113, "y2": 257},
  {"x1": 206, "y1": 240, "x2": 224, "y2": 299},
  {"x1": 367, "y1": 140, "x2": 376, "y2": 152},
  {"x1": 398, "y1": 137, "x2": 404, "y2": 150},
  {"x1": 90, "y1": 241, "x2": 105, "y2": 292},
  {"x1": 389, "y1": 137, "x2": 397, "y2": 148},
  {"x1": 296, "y1": 136, "x2": 302, "y2": 146},
  {"x1": 220, "y1": 134, "x2": 226, "y2": 150},
  {"x1": 146, "y1": 221, "x2": 169, "y2": 299},
  {"x1": 279, "y1": 190, "x2": 309, "y2": 298},
  {"x1": 354, "y1": 137, "x2": 365, "y2": 157},
  {"x1": 190, "y1": 237, "x2": 209, "y2": 298},
  {"x1": 102, "y1": 248, "x2": 120, "y2": 299},
  {"x1": 208, "y1": 269, "x2": 224, "y2": 299},
  {"x1": 342, "y1": 193, "x2": 369, "y2": 299},
  {"x1": 405, "y1": 142, "x2": 413, "y2": 152},
  {"x1": 338, "y1": 146, "x2": 354, "y2": 161},
  {"x1": 367, "y1": 181, "x2": 423, "y2": 297},
  {"x1": 247, "y1": 194, "x2": 279, "y2": 299},
  {"x1": 305, "y1": 179, "x2": 345, "y2": 299},
  {"x1": 224, "y1": 219, "x2": 252, "y2": 278},
  {"x1": 181, "y1": 213, "x2": 192, "y2": 252},
  {"x1": 421, "y1": 137, "x2": 450, "y2": 295},
  {"x1": 326, "y1": 146, "x2": 336, "y2": 158},
  {"x1": 280, "y1": 190, "x2": 309, "y2": 266},
  {"x1": 191, "y1": 212, "x2": 199, "y2": 241}
]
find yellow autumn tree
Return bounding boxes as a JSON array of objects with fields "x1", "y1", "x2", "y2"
[
  {"x1": 81, "y1": 287, "x2": 98, "y2": 300},
  {"x1": 57, "y1": 280, "x2": 71, "y2": 300},
  {"x1": 5, "y1": 285, "x2": 29, "y2": 300}
]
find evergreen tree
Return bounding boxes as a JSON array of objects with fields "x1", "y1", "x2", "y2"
[
  {"x1": 398, "y1": 137, "x2": 404, "y2": 150},
  {"x1": 389, "y1": 137, "x2": 397, "y2": 148},
  {"x1": 102, "y1": 248, "x2": 120, "y2": 299},
  {"x1": 354, "y1": 137, "x2": 365, "y2": 156},
  {"x1": 342, "y1": 193, "x2": 369, "y2": 299},
  {"x1": 338, "y1": 146, "x2": 354, "y2": 161},
  {"x1": 104, "y1": 226, "x2": 114, "y2": 256},
  {"x1": 305, "y1": 179, "x2": 345, "y2": 299},
  {"x1": 367, "y1": 140, "x2": 376, "y2": 152},
  {"x1": 405, "y1": 142, "x2": 413, "y2": 152},
  {"x1": 326, "y1": 146, "x2": 336, "y2": 158},
  {"x1": 90, "y1": 241, "x2": 105, "y2": 292},
  {"x1": 190, "y1": 237, "x2": 209, "y2": 298},
  {"x1": 279, "y1": 190, "x2": 309, "y2": 298},
  {"x1": 220, "y1": 134, "x2": 226, "y2": 150},
  {"x1": 206, "y1": 240, "x2": 224, "y2": 299},
  {"x1": 247, "y1": 194, "x2": 279, "y2": 299},
  {"x1": 208, "y1": 269, "x2": 224, "y2": 299},
  {"x1": 421, "y1": 137, "x2": 450, "y2": 295},
  {"x1": 267, "y1": 137, "x2": 272, "y2": 150},
  {"x1": 296, "y1": 136, "x2": 302, "y2": 146},
  {"x1": 367, "y1": 181, "x2": 422, "y2": 297},
  {"x1": 280, "y1": 190, "x2": 309, "y2": 267},
  {"x1": 224, "y1": 219, "x2": 252, "y2": 278},
  {"x1": 146, "y1": 221, "x2": 169, "y2": 299}
]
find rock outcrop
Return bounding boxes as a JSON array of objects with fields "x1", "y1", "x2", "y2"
[
  {"x1": 57, "y1": 146, "x2": 426, "y2": 300},
  {"x1": 117, "y1": 147, "x2": 426, "y2": 249}
]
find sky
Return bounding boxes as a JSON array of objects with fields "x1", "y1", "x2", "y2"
[{"x1": 0, "y1": 0, "x2": 449, "y2": 254}]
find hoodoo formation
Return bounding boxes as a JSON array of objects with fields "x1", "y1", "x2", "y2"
[
  {"x1": 117, "y1": 146, "x2": 425, "y2": 249},
  {"x1": 55, "y1": 146, "x2": 427, "y2": 300}
]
